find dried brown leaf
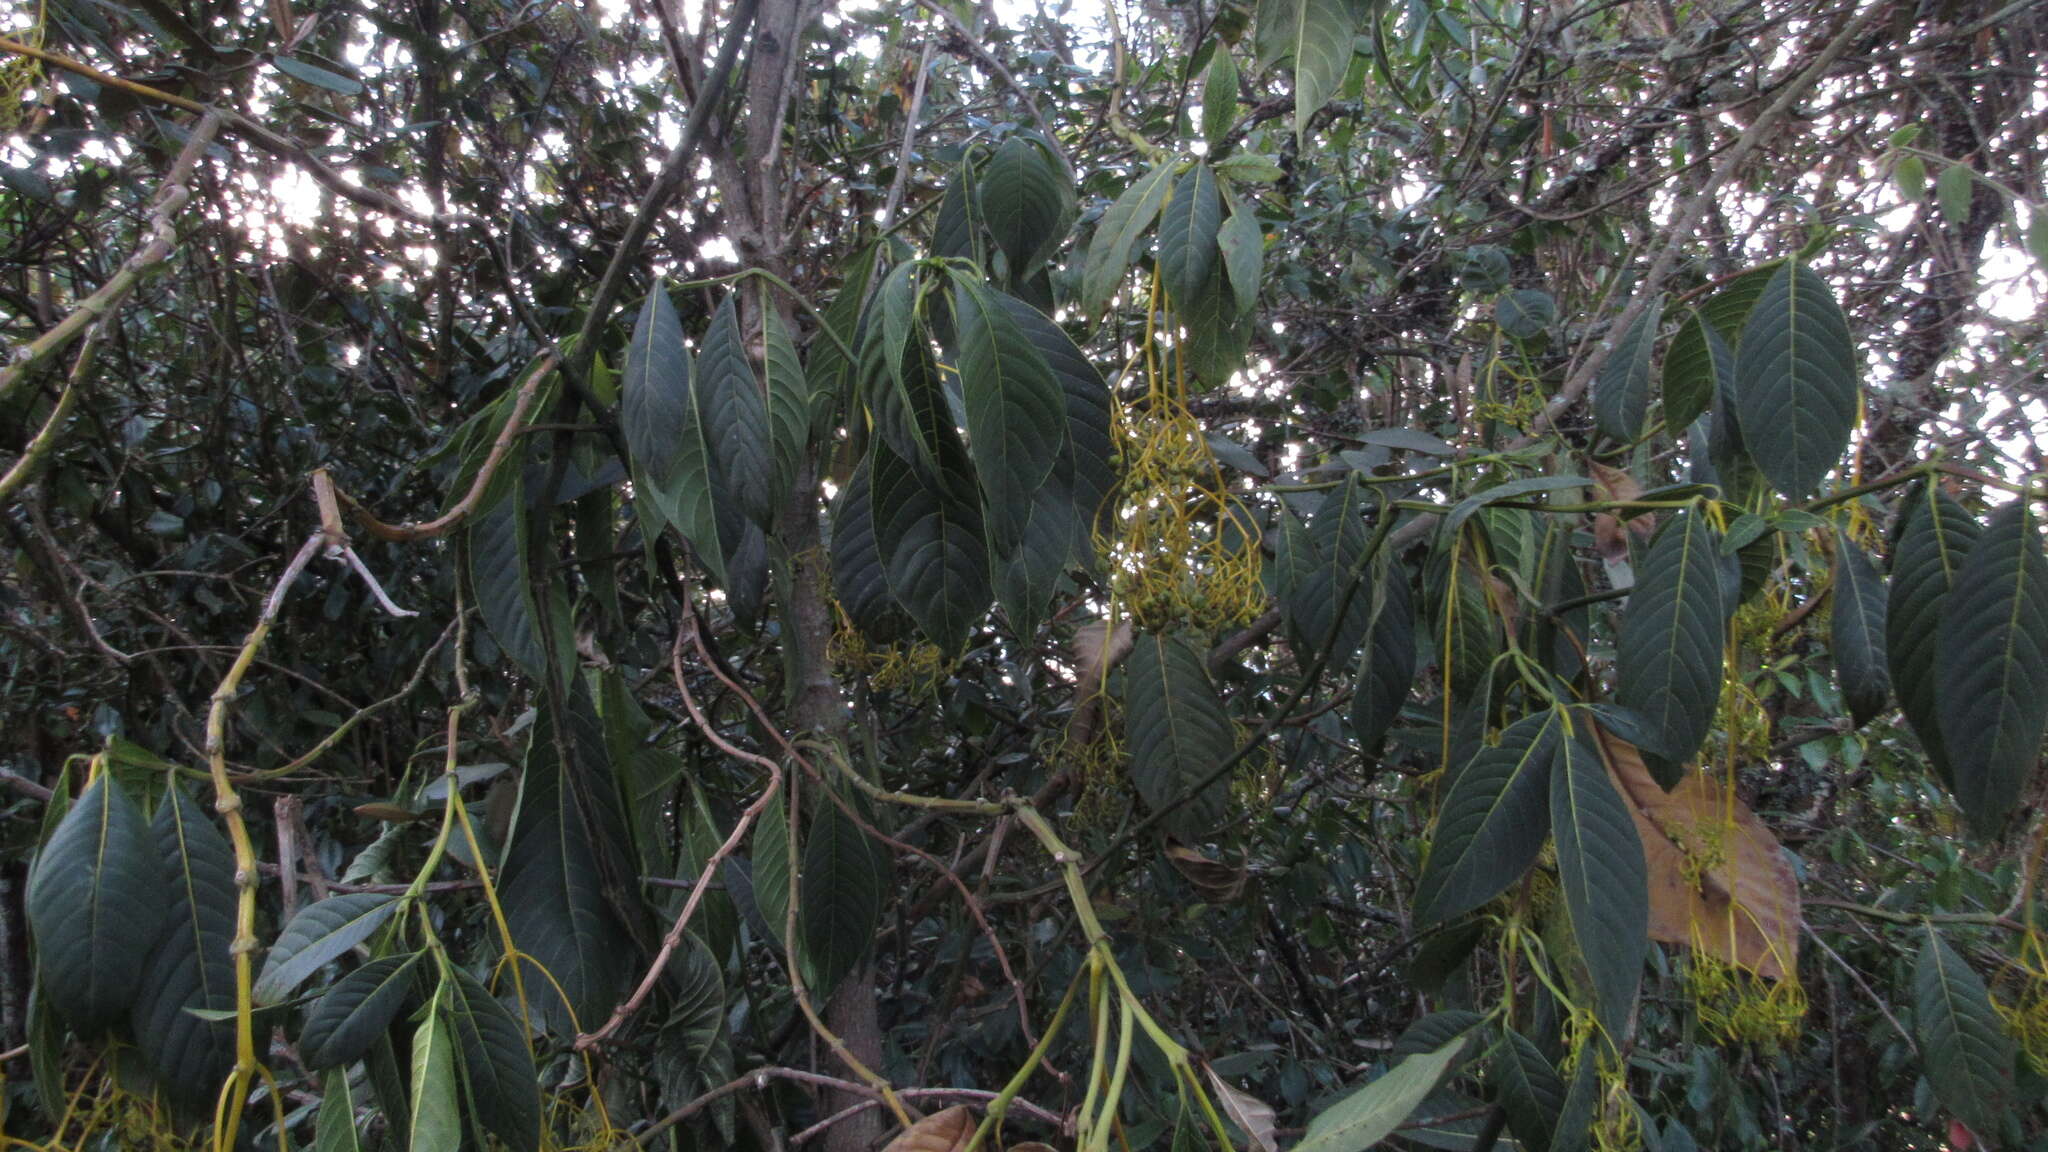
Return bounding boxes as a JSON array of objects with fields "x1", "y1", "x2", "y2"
[
  {"x1": 882, "y1": 1105, "x2": 975, "y2": 1152},
  {"x1": 1203, "y1": 1063, "x2": 1277, "y2": 1152},
  {"x1": 1165, "y1": 842, "x2": 1248, "y2": 903}
]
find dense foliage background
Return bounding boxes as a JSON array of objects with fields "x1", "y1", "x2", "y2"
[{"x1": 3, "y1": 0, "x2": 2047, "y2": 1148}]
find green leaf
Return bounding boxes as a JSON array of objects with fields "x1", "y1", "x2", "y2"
[
  {"x1": 1414, "y1": 711, "x2": 1559, "y2": 926},
  {"x1": 1550, "y1": 722, "x2": 1647, "y2": 1041},
  {"x1": 1936, "y1": 499, "x2": 2048, "y2": 834},
  {"x1": 1158, "y1": 164, "x2": 1222, "y2": 310},
  {"x1": 1389, "y1": 1009, "x2": 1486, "y2": 1064},
  {"x1": 870, "y1": 431, "x2": 992, "y2": 655},
  {"x1": 698, "y1": 294, "x2": 776, "y2": 528},
  {"x1": 314, "y1": 1067, "x2": 365, "y2": 1152},
  {"x1": 1830, "y1": 533, "x2": 1889, "y2": 728},
  {"x1": 1252, "y1": 0, "x2": 1357, "y2": 139},
  {"x1": 1217, "y1": 199, "x2": 1264, "y2": 316},
  {"x1": 1593, "y1": 296, "x2": 1662, "y2": 443},
  {"x1": 808, "y1": 243, "x2": 878, "y2": 437},
  {"x1": 1893, "y1": 153, "x2": 1927, "y2": 203},
  {"x1": 1662, "y1": 310, "x2": 1729, "y2": 436},
  {"x1": 300, "y1": 952, "x2": 425, "y2": 1070},
  {"x1": 469, "y1": 468, "x2": 571, "y2": 685},
  {"x1": 1202, "y1": 46, "x2": 1240, "y2": 148},
  {"x1": 1733, "y1": 260, "x2": 1858, "y2": 498},
  {"x1": 1886, "y1": 482, "x2": 1980, "y2": 785},
  {"x1": 1282, "y1": 473, "x2": 1379, "y2": 667},
  {"x1": 1615, "y1": 509, "x2": 1727, "y2": 765},
  {"x1": 255, "y1": 892, "x2": 399, "y2": 1005},
  {"x1": 1914, "y1": 927, "x2": 2013, "y2": 1136},
  {"x1": 622, "y1": 286, "x2": 691, "y2": 500},
  {"x1": 1178, "y1": 254, "x2": 1252, "y2": 384},
  {"x1": 932, "y1": 159, "x2": 984, "y2": 265},
  {"x1": 1550, "y1": 1041, "x2": 1599, "y2": 1152},
  {"x1": 996, "y1": 291, "x2": 1115, "y2": 559},
  {"x1": 2027, "y1": 209, "x2": 2048, "y2": 271},
  {"x1": 499, "y1": 709, "x2": 634, "y2": 1035},
  {"x1": 1496, "y1": 289, "x2": 1555, "y2": 339},
  {"x1": 273, "y1": 55, "x2": 364, "y2": 95},
  {"x1": 1937, "y1": 161, "x2": 1976, "y2": 226},
  {"x1": 1293, "y1": 1033, "x2": 1472, "y2": 1152},
  {"x1": 951, "y1": 277, "x2": 1069, "y2": 550},
  {"x1": 1125, "y1": 630, "x2": 1237, "y2": 839},
  {"x1": 1494, "y1": 1029, "x2": 1566, "y2": 1152},
  {"x1": 1433, "y1": 531, "x2": 1503, "y2": 701},
  {"x1": 799, "y1": 794, "x2": 889, "y2": 998},
  {"x1": 750, "y1": 788, "x2": 792, "y2": 949},
  {"x1": 978, "y1": 135, "x2": 1071, "y2": 276},
  {"x1": 447, "y1": 965, "x2": 541, "y2": 1152},
  {"x1": 26, "y1": 772, "x2": 167, "y2": 1032},
  {"x1": 828, "y1": 460, "x2": 909, "y2": 644},
  {"x1": 1349, "y1": 551, "x2": 1415, "y2": 754},
  {"x1": 408, "y1": 982, "x2": 461, "y2": 1152},
  {"x1": 761, "y1": 292, "x2": 810, "y2": 507},
  {"x1": 1440, "y1": 475, "x2": 1586, "y2": 543},
  {"x1": 129, "y1": 789, "x2": 236, "y2": 1105},
  {"x1": 1082, "y1": 160, "x2": 1177, "y2": 315}
]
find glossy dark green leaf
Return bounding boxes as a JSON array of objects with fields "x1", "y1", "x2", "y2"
[
  {"x1": 750, "y1": 788, "x2": 792, "y2": 949},
  {"x1": 1281, "y1": 474, "x2": 1378, "y2": 667},
  {"x1": 129, "y1": 789, "x2": 235, "y2": 1104},
  {"x1": 300, "y1": 952, "x2": 424, "y2": 1070},
  {"x1": 697, "y1": 294, "x2": 775, "y2": 528},
  {"x1": 1495, "y1": 1029, "x2": 1566, "y2": 1152},
  {"x1": 932, "y1": 160, "x2": 984, "y2": 265},
  {"x1": 1831, "y1": 534, "x2": 1890, "y2": 728},
  {"x1": 1593, "y1": 296, "x2": 1662, "y2": 443},
  {"x1": 799, "y1": 795, "x2": 888, "y2": 998},
  {"x1": 1388, "y1": 1010, "x2": 1485, "y2": 1065},
  {"x1": 1434, "y1": 531, "x2": 1504, "y2": 700},
  {"x1": 829, "y1": 460, "x2": 908, "y2": 643},
  {"x1": 499, "y1": 711, "x2": 634, "y2": 1035},
  {"x1": 622, "y1": 286, "x2": 691, "y2": 501},
  {"x1": 1733, "y1": 261, "x2": 1857, "y2": 498},
  {"x1": 1936, "y1": 500, "x2": 2048, "y2": 834},
  {"x1": 808, "y1": 244, "x2": 877, "y2": 437},
  {"x1": 470, "y1": 470, "x2": 570, "y2": 685},
  {"x1": 1350, "y1": 551, "x2": 1415, "y2": 754},
  {"x1": 1082, "y1": 160, "x2": 1176, "y2": 315},
  {"x1": 996, "y1": 291, "x2": 1115, "y2": 559},
  {"x1": 951, "y1": 277, "x2": 1068, "y2": 552},
  {"x1": 761, "y1": 294, "x2": 809, "y2": 507},
  {"x1": 1550, "y1": 723, "x2": 1646, "y2": 1040},
  {"x1": 1886, "y1": 483, "x2": 1980, "y2": 785},
  {"x1": 1441, "y1": 475, "x2": 1586, "y2": 544},
  {"x1": 1615, "y1": 509, "x2": 1726, "y2": 766},
  {"x1": 255, "y1": 893, "x2": 399, "y2": 1005},
  {"x1": 1158, "y1": 164, "x2": 1222, "y2": 309},
  {"x1": 447, "y1": 965, "x2": 541, "y2": 1152},
  {"x1": 1550, "y1": 1041, "x2": 1599, "y2": 1152},
  {"x1": 1914, "y1": 928, "x2": 2013, "y2": 1136},
  {"x1": 1496, "y1": 289, "x2": 1555, "y2": 339},
  {"x1": 1126, "y1": 630, "x2": 1237, "y2": 839},
  {"x1": 978, "y1": 135, "x2": 1071, "y2": 275},
  {"x1": 869, "y1": 433, "x2": 991, "y2": 655},
  {"x1": 1664, "y1": 262, "x2": 1780, "y2": 434},
  {"x1": 1414, "y1": 711, "x2": 1559, "y2": 926}
]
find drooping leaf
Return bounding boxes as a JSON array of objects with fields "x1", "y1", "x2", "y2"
[
  {"x1": 1293, "y1": 1033, "x2": 1471, "y2": 1152},
  {"x1": 1125, "y1": 630, "x2": 1237, "y2": 839},
  {"x1": 447, "y1": 965, "x2": 541, "y2": 1152},
  {"x1": 407, "y1": 982, "x2": 461, "y2": 1152},
  {"x1": 1433, "y1": 531, "x2": 1504, "y2": 701},
  {"x1": 829, "y1": 461, "x2": 908, "y2": 644},
  {"x1": 299, "y1": 952, "x2": 425, "y2": 1070},
  {"x1": 1217, "y1": 200, "x2": 1264, "y2": 316},
  {"x1": 1886, "y1": 482, "x2": 1980, "y2": 784},
  {"x1": 1733, "y1": 260, "x2": 1858, "y2": 498},
  {"x1": 1157, "y1": 163, "x2": 1222, "y2": 310},
  {"x1": 1914, "y1": 928, "x2": 2013, "y2": 1137},
  {"x1": 622, "y1": 286, "x2": 691, "y2": 501},
  {"x1": 1204, "y1": 1063, "x2": 1279, "y2": 1152},
  {"x1": 977, "y1": 135, "x2": 1071, "y2": 276},
  {"x1": 254, "y1": 893, "x2": 399, "y2": 1005},
  {"x1": 499, "y1": 710, "x2": 634, "y2": 1035},
  {"x1": 1831, "y1": 534, "x2": 1890, "y2": 727},
  {"x1": 1252, "y1": 0, "x2": 1357, "y2": 139},
  {"x1": 1495, "y1": 1029, "x2": 1567, "y2": 1152},
  {"x1": 469, "y1": 469, "x2": 570, "y2": 686},
  {"x1": 1615, "y1": 509, "x2": 1726, "y2": 767},
  {"x1": 1179, "y1": 254, "x2": 1252, "y2": 384},
  {"x1": 799, "y1": 793, "x2": 889, "y2": 998},
  {"x1": 1936, "y1": 499, "x2": 2048, "y2": 834},
  {"x1": 932, "y1": 160, "x2": 984, "y2": 265},
  {"x1": 869, "y1": 432, "x2": 991, "y2": 655},
  {"x1": 951, "y1": 277, "x2": 1068, "y2": 552},
  {"x1": 1593, "y1": 296, "x2": 1662, "y2": 443},
  {"x1": 809, "y1": 243, "x2": 878, "y2": 436},
  {"x1": 1414, "y1": 710, "x2": 1559, "y2": 926},
  {"x1": 1550, "y1": 721, "x2": 1647, "y2": 1040},
  {"x1": 995, "y1": 289, "x2": 1115, "y2": 565},
  {"x1": 1349, "y1": 551, "x2": 1415, "y2": 754},
  {"x1": 761, "y1": 293, "x2": 810, "y2": 506},
  {"x1": 697, "y1": 293, "x2": 776, "y2": 528},
  {"x1": 314, "y1": 1067, "x2": 364, "y2": 1152},
  {"x1": 129, "y1": 789, "x2": 236, "y2": 1104},
  {"x1": 1082, "y1": 160, "x2": 1177, "y2": 315},
  {"x1": 749, "y1": 787, "x2": 792, "y2": 949},
  {"x1": 1278, "y1": 474, "x2": 1379, "y2": 667}
]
